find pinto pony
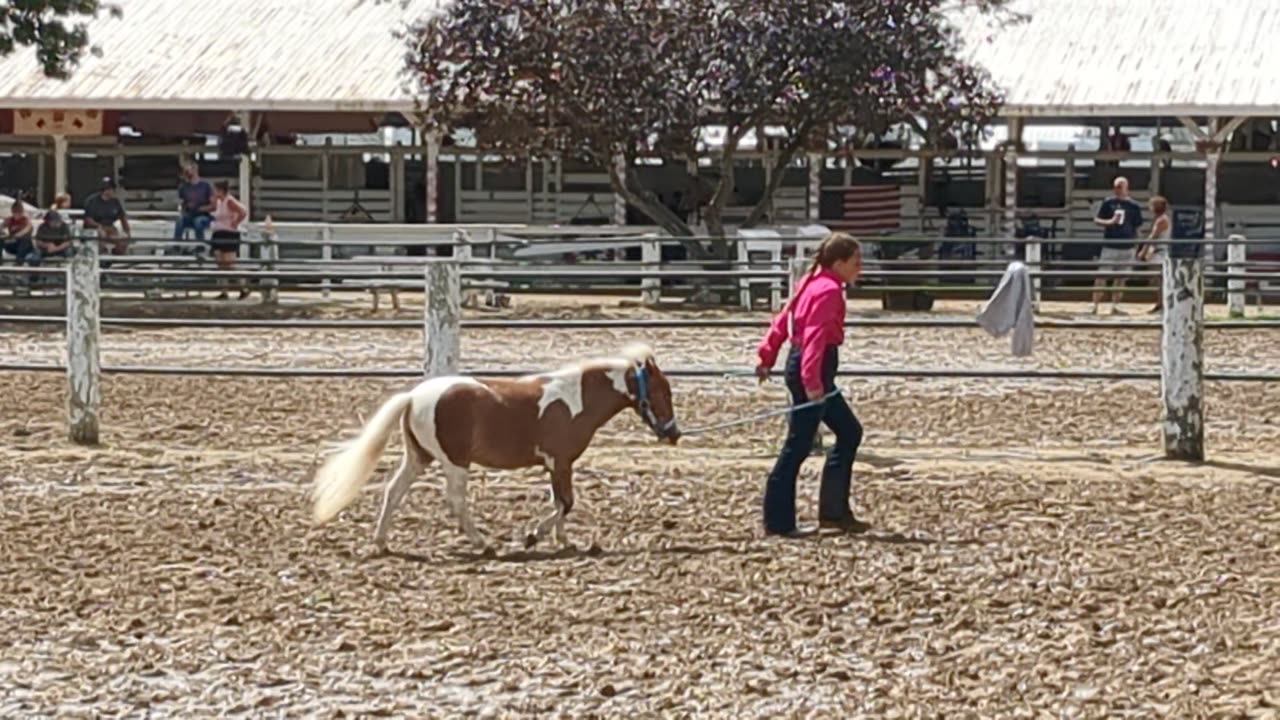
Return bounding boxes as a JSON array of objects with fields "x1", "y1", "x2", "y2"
[{"x1": 311, "y1": 343, "x2": 680, "y2": 553}]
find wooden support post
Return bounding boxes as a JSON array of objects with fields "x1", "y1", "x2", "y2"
[
  {"x1": 613, "y1": 155, "x2": 628, "y2": 226},
  {"x1": 53, "y1": 134, "x2": 68, "y2": 196},
  {"x1": 1227, "y1": 233, "x2": 1246, "y2": 317},
  {"x1": 806, "y1": 153, "x2": 822, "y2": 222},
  {"x1": 320, "y1": 140, "x2": 331, "y2": 221},
  {"x1": 425, "y1": 132, "x2": 441, "y2": 224},
  {"x1": 641, "y1": 239, "x2": 661, "y2": 306},
  {"x1": 36, "y1": 150, "x2": 47, "y2": 206},
  {"x1": 1161, "y1": 257, "x2": 1205, "y2": 462},
  {"x1": 238, "y1": 152, "x2": 253, "y2": 219},
  {"x1": 916, "y1": 151, "x2": 929, "y2": 233},
  {"x1": 66, "y1": 237, "x2": 101, "y2": 445},
  {"x1": 238, "y1": 111, "x2": 254, "y2": 219},
  {"x1": 389, "y1": 145, "x2": 404, "y2": 223},
  {"x1": 1064, "y1": 146, "x2": 1076, "y2": 238},
  {"x1": 1203, "y1": 149, "x2": 1220, "y2": 261},
  {"x1": 525, "y1": 155, "x2": 535, "y2": 222},
  {"x1": 769, "y1": 242, "x2": 783, "y2": 312},
  {"x1": 541, "y1": 156, "x2": 552, "y2": 223},
  {"x1": 424, "y1": 259, "x2": 461, "y2": 377},
  {"x1": 553, "y1": 154, "x2": 563, "y2": 223},
  {"x1": 1003, "y1": 145, "x2": 1018, "y2": 240},
  {"x1": 260, "y1": 216, "x2": 279, "y2": 305}
]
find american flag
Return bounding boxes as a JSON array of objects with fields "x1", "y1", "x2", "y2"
[{"x1": 827, "y1": 184, "x2": 902, "y2": 236}]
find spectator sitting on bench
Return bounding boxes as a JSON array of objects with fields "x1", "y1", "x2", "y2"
[
  {"x1": 2, "y1": 198, "x2": 36, "y2": 265},
  {"x1": 175, "y1": 162, "x2": 214, "y2": 243},
  {"x1": 83, "y1": 177, "x2": 132, "y2": 255},
  {"x1": 32, "y1": 193, "x2": 73, "y2": 265}
]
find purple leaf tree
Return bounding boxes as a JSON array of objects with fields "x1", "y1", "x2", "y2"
[{"x1": 404, "y1": 0, "x2": 1014, "y2": 257}]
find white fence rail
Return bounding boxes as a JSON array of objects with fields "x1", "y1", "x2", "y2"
[{"x1": 27, "y1": 250, "x2": 1280, "y2": 463}]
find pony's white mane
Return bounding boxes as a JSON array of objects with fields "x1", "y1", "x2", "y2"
[
  {"x1": 530, "y1": 342, "x2": 655, "y2": 379},
  {"x1": 615, "y1": 342, "x2": 655, "y2": 366}
]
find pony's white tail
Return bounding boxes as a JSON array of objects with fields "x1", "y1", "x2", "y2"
[{"x1": 311, "y1": 392, "x2": 414, "y2": 524}]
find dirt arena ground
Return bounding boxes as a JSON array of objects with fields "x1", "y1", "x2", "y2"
[{"x1": 2, "y1": 294, "x2": 1279, "y2": 717}]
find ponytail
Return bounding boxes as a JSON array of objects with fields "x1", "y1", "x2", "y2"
[{"x1": 807, "y1": 232, "x2": 862, "y2": 276}]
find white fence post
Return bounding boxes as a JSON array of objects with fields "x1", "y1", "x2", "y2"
[
  {"x1": 1227, "y1": 233, "x2": 1246, "y2": 318},
  {"x1": 320, "y1": 225, "x2": 333, "y2": 298},
  {"x1": 66, "y1": 237, "x2": 101, "y2": 445},
  {"x1": 260, "y1": 218, "x2": 279, "y2": 305},
  {"x1": 1024, "y1": 238, "x2": 1042, "y2": 311},
  {"x1": 641, "y1": 239, "x2": 661, "y2": 306},
  {"x1": 424, "y1": 259, "x2": 461, "y2": 377},
  {"x1": 1161, "y1": 256, "x2": 1205, "y2": 461}
]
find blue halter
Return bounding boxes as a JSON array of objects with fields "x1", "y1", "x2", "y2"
[
  {"x1": 635, "y1": 364, "x2": 650, "y2": 405},
  {"x1": 632, "y1": 363, "x2": 675, "y2": 439}
]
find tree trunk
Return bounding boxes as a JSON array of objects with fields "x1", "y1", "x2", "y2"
[
  {"x1": 741, "y1": 136, "x2": 807, "y2": 229},
  {"x1": 703, "y1": 124, "x2": 750, "y2": 259},
  {"x1": 605, "y1": 158, "x2": 712, "y2": 260}
]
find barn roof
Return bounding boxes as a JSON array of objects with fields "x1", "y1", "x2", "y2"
[
  {"x1": 0, "y1": 0, "x2": 438, "y2": 112},
  {"x1": 955, "y1": 0, "x2": 1280, "y2": 117},
  {"x1": 0, "y1": 0, "x2": 1272, "y2": 119}
]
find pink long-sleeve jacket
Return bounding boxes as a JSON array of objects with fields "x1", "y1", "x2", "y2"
[{"x1": 756, "y1": 267, "x2": 846, "y2": 395}]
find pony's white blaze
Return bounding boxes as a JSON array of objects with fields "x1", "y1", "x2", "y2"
[{"x1": 405, "y1": 375, "x2": 486, "y2": 466}]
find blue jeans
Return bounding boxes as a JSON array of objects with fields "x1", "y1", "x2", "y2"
[
  {"x1": 763, "y1": 346, "x2": 863, "y2": 533},
  {"x1": 3, "y1": 237, "x2": 35, "y2": 265},
  {"x1": 27, "y1": 245, "x2": 70, "y2": 266},
  {"x1": 174, "y1": 213, "x2": 211, "y2": 241}
]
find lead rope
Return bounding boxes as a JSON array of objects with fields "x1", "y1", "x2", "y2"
[{"x1": 677, "y1": 387, "x2": 842, "y2": 437}]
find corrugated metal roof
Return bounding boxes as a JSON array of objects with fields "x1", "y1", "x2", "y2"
[
  {"x1": 955, "y1": 0, "x2": 1280, "y2": 116},
  {"x1": 0, "y1": 0, "x2": 1271, "y2": 117},
  {"x1": 0, "y1": 0, "x2": 442, "y2": 112}
]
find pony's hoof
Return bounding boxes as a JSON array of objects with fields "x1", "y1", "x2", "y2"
[
  {"x1": 479, "y1": 546, "x2": 498, "y2": 559},
  {"x1": 524, "y1": 533, "x2": 538, "y2": 549}
]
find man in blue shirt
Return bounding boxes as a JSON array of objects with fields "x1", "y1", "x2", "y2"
[
  {"x1": 174, "y1": 162, "x2": 214, "y2": 242},
  {"x1": 1091, "y1": 176, "x2": 1144, "y2": 314}
]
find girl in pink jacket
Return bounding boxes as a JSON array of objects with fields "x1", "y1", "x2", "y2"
[{"x1": 755, "y1": 233, "x2": 867, "y2": 537}]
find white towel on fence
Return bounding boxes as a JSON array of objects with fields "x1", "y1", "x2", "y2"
[{"x1": 976, "y1": 261, "x2": 1034, "y2": 357}]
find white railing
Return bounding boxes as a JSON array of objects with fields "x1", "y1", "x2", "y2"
[{"x1": 45, "y1": 250, "x2": 1251, "y2": 464}]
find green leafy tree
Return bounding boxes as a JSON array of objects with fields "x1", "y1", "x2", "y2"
[{"x1": 0, "y1": 1, "x2": 120, "y2": 79}]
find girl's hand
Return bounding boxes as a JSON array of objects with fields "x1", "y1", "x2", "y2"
[
  {"x1": 805, "y1": 387, "x2": 826, "y2": 402},
  {"x1": 754, "y1": 365, "x2": 770, "y2": 383}
]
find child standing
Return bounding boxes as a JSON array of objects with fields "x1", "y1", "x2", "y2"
[{"x1": 755, "y1": 233, "x2": 868, "y2": 537}]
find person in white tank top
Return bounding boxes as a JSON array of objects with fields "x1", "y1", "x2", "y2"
[
  {"x1": 208, "y1": 180, "x2": 248, "y2": 299},
  {"x1": 1137, "y1": 195, "x2": 1172, "y2": 314}
]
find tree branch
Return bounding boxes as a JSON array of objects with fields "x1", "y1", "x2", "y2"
[
  {"x1": 605, "y1": 156, "x2": 712, "y2": 260},
  {"x1": 741, "y1": 124, "x2": 812, "y2": 229}
]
